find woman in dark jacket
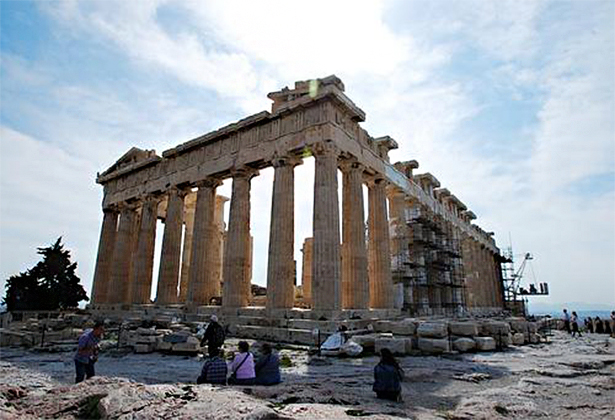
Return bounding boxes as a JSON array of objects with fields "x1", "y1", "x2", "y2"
[
  {"x1": 373, "y1": 348, "x2": 404, "y2": 402},
  {"x1": 255, "y1": 343, "x2": 281, "y2": 385}
]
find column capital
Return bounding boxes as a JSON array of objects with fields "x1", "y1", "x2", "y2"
[
  {"x1": 230, "y1": 166, "x2": 259, "y2": 180},
  {"x1": 102, "y1": 204, "x2": 119, "y2": 213},
  {"x1": 311, "y1": 141, "x2": 339, "y2": 157},
  {"x1": 168, "y1": 185, "x2": 191, "y2": 198},
  {"x1": 365, "y1": 174, "x2": 388, "y2": 188},
  {"x1": 116, "y1": 201, "x2": 140, "y2": 212},
  {"x1": 338, "y1": 157, "x2": 364, "y2": 174},
  {"x1": 271, "y1": 154, "x2": 303, "y2": 168},
  {"x1": 195, "y1": 177, "x2": 223, "y2": 189}
]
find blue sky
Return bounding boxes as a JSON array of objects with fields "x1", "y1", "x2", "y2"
[{"x1": 1, "y1": 0, "x2": 613, "y2": 308}]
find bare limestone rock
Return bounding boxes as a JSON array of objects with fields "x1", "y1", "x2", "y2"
[
  {"x1": 417, "y1": 322, "x2": 448, "y2": 338},
  {"x1": 475, "y1": 337, "x2": 496, "y2": 351},
  {"x1": 418, "y1": 338, "x2": 450, "y2": 353},
  {"x1": 453, "y1": 337, "x2": 476, "y2": 352},
  {"x1": 449, "y1": 322, "x2": 479, "y2": 337}
]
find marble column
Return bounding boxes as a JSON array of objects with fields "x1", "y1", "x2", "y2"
[
  {"x1": 267, "y1": 156, "x2": 301, "y2": 310},
  {"x1": 387, "y1": 188, "x2": 409, "y2": 309},
  {"x1": 131, "y1": 196, "x2": 159, "y2": 304},
  {"x1": 311, "y1": 142, "x2": 341, "y2": 311},
  {"x1": 367, "y1": 176, "x2": 394, "y2": 308},
  {"x1": 91, "y1": 207, "x2": 118, "y2": 304},
  {"x1": 109, "y1": 204, "x2": 138, "y2": 304},
  {"x1": 178, "y1": 194, "x2": 196, "y2": 303},
  {"x1": 340, "y1": 160, "x2": 369, "y2": 309},
  {"x1": 187, "y1": 178, "x2": 222, "y2": 306},
  {"x1": 156, "y1": 187, "x2": 187, "y2": 305},
  {"x1": 223, "y1": 168, "x2": 258, "y2": 308},
  {"x1": 301, "y1": 238, "x2": 314, "y2": 306}
]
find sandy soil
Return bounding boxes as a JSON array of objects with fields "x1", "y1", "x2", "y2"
[{"x1": 1, "y1": 331, "x2": 614, "y2": 419}]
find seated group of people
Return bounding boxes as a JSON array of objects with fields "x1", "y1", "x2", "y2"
[{"x1": 197, "y1": 341, "x2": 281, "y2": 386}]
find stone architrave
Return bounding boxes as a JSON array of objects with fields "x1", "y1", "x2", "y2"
[
  {"x1": 156, "y1": 187, "x2": 187, "y2": 305},
  {"x1": 311, "y1": 142, "x2": 341, "y2": 311},
  {"x1": 267, "y1": 155, "x2": 301, "y2": 309},
  {"x1": 131, "y1": 196, "x2": 159, "y2": 304},
  {"x1": 340, "y1": 159, "x2": 369, "y2": 309},
  {"x1": 186, "y1": 178, "x2": 222, "y2": 306},
  {"x1": 91, "y1": 207, "x2": 118, "y2": 304},
  {"x1": 108, "y1": 204, "x2": 138, "y2": 304},
  {"x1": 223, "y1": 168, "x2": 258, "y2": 308},
  {"x1": 367, "y1": 176, "x2": 393, "y2": 308}
]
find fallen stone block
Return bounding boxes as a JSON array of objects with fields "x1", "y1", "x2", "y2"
[
  {"x1": 348, "y1": 334, "x2": 378, "y2": 349},
  {"x1": 375, "y1": 337, "x2": 409, "y2": 355},
  {"x1": 449, "y1": 322, "x2": 479, "y2": 337},
  {"x1": 475, "y1": 337, "x2": 496, "y2": 351},
  {"x1": 529, "y1": 333, "x2": 541, "y2": 344},
  {"x1": 136, "y1": 335, "x2": 157, "y2": 344},
  {"x1": 136, "y1": 327, "x2": 158, "y2": 336},
  {"x1": 453, "y1": 337, "x2": 476, "y2": 352},
  {"x1": 373, "y1": 320, "x2": 393, "y2": 333},
  {"x1": 512, "y1": 333, "x2": 525, "y2": 346},
  {"x1": 418, "y1": 337, "x2": 450, "y2": 353},
  {"x1": 417, "y1": 322, "x2": 448, "y2": 338},
  {"x1": 528, "y1": 323, "x2": 539, "y2": 334},
  {"x1": 134, "y1": 343, "x2": 155, "y2": 353},
  {"x1": 170, "y1": 342, "x2": 200, "y2": 353},
  {"x1": 506, "y1": 317, "x2": 528, "y2": 333},
  {"x1": 481, "y1": 321, "x2": 511, "y2": 336},
  {"x1": 389, "y1": 318, "x2": 417, "y2": 336}
]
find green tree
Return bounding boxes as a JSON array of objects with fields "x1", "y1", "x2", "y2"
[{"x1": 2, "y1": 238, "x2": 88, "y2": 311}]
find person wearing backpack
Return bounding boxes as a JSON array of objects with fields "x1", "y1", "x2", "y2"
[
  {"x1": 227, "y1": 341, "x2": 255, "y2": 385},
  {"x1": 201, "y1": 315, "x2": 225, "y2": 352}
]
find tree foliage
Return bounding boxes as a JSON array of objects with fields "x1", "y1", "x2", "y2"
[{"x1": 3, "y1": 238, "x2": 89, "y2": 311}]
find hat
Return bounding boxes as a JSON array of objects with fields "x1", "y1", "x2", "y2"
[{"x1": 210, "y1": 315, "x2": 218, "y2": 323}]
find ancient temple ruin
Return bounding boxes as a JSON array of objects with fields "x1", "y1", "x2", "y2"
[{"x1": 90, "y1": 75, "x2": 504, "y2": 321}]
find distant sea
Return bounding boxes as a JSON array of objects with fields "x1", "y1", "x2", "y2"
[{"x1": 530, "y1": 310, "x2": 613, "y2": 319}]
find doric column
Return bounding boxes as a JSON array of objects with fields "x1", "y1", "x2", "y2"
[
  {"x1": 311, "y1": 142, "x2": 341, "y2": 311},
  {"x1": 213, "y1": 196, "x2": 229, "y2": 294},
  {"x1": 156, "y1": 187, "x2": 188, "y2": 305},
  {"x1": 109, "y1": 203, "x2": 138, "y2": 304},
  {"x1": 131, "y1": 196, "x2": 159, "y2": 304},
  {"x1": 340, "y1": 159, "x2": 369, "y2": 309},
  {"x1": 223, "y1": 168, "x2": 258, "y2": 308},
  {"x1": 178, "y1": 193, "x2": 196, "y2": 303},
  {"x1": 91, "y1": 207, "x2": 118, "y2": 304},
  {"x1": 267, "y1": 155, "x2": 301, "y2": 309},
  {"x1": 186, "y1": 178, "x2": 222, "y2": 306},
  {"x1": 387, "y1": 187, "x2": 409, "y2": 309},
  {"x1": 301, "y1": 238, "x2": 313, "y2": 306},
  {"x1": 367, "y1": 176, "x2": 393, "y2": 308}
]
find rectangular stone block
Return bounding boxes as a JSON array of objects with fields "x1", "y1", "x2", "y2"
[
  {"x1": 373, "y1": 320, "x2": 393, "y2": 333},
  {"x1": 506, "y1": 317, "x2": 528, "y2": 333},
  {"x1": 449, "y1": 322, "x2": 479, "y2": 337},
  {"x1": 171, "y1": 342, "x2": 200, "y2": 353},
  {"x1": 389, "y1": 318, "x2": 417, "y2": 336},
  {"x1": 136, "y1": 335, "x2": 157, "y2": 344},
  {"x1": 529, "y1": 333, "x2": 540, "y2": 344},
  {"x1": 375, "y1": 337, "x2": 410, "y2": 355},
  {"x1": 480, "y1": 321, "x2": 511, "y2": 336},
  {"x1": 418, "y1": 337, "x2": 450, "y2": 353},
  {"x1": 475, "y1": 337, "x2": 496, "y2": 351},
  {"x1": 453, "y1": 337, "x2": 476, "y2": 352},
  {"x1": 512, "y1": 333, "x2": 525, "y2": 346},
  {"x1": 134, "y1": 343, "x2": 155, "y2": 353},
  {"x1": 349, "y1": 334, "x2": 378, "y2": 349},
  {"x1": 417, "y1": 322, "x2": 448, "y2": 338}
]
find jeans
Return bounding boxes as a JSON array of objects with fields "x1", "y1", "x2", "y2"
[{"x1": 75, "y1": 360, "x2": 96, "y2": 383}]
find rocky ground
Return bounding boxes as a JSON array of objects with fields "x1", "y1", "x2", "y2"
[{"x1": 1, "y1": 331, "x2": 614, "y2": 419}]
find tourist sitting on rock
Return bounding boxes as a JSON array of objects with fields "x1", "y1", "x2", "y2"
[
  {"x1": 197, "y1": 346, "x2": 227, "y2": 385},
  {"x1": 74, "y1": 321, "x2": 104, "y2": 383},
  {"x1": 228, "y1": 341, "x2": 255, "y2": 385},
  {"x1": 200, "y1": 315, "x2": 225, "y2": 352},
  {"x1": 255, "y1": 343, "x2": 281, "y2": 385},
  {"x1": 373, "y1": 348, "x2": 404, "y2": 402},
  {"x1": 571, "y1": 311, "x2": 582, "y2": 337}
]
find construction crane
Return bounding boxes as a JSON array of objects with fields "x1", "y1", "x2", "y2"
[{"x1": 502, "y1": 248, "x2": 548, "y2": 315}]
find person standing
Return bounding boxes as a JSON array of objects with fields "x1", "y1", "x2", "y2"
[
  {"x1": 373, "y1": 348, "x2": 404, "y2": 402},
  {"x1": 74, "y1": 321, "x2": 104, "y2": 383},
  {"x1": 197, "y1": 346, "x2": 227, "y2": 385},
  {"x1": 228, "y1": 341, "x2": 255, "y2": 385},
  {"x1": 200, "y1": 315, "x2": 225, "y2": 353},
  {"x1": 610, "y1": 311, "x2": 615, "y2": 338},
  {"x1": 571, "y1": 311, "x2": 582, "y2": 337},
  {"x1": 563, "y1": 309, "x2": 571, "y2": 334}
]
